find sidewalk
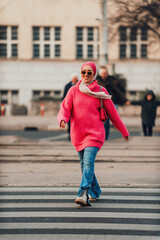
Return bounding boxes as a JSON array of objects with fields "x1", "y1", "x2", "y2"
[
  {"x1": 0, "y1": 136, "x2": 160, "y2": 187},
  {"x1": 0, "y1": 115, "x2": 160, "y2": 131},
  {"x1": 0, "y1": 116, "x2": 160, "y2": 187}
]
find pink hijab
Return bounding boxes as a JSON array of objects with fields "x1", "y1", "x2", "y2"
[
  {"x1": 79, "y1": 61, "x2": 111, "y2": 99},
  {"x1": 81, "y1": 61, "x2": 97, "y2": 77}
]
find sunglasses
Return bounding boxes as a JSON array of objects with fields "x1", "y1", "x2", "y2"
[{"x1": 81, "y1": 70, "x2": 93, "y2": 76}]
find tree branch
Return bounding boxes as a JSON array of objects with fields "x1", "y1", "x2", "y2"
[{"x1": 109, "y1": 0, "x2": 160, "y2": 39}]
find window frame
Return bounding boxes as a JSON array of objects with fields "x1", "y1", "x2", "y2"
[
  {"x1": 119, "y1": 26, "x2": 148, "y2": 59},
  {"x1": 87, "y1": 27, "x2": 94, "y2": 41},
  {"x1": 141, "y1": 44, "x2": 147, "y2": 58},
  {"x1": 119, "y1": 26, "x2": 127, "y2": 41},
  {"x1": 0, "y1": 25, "x2": 18, "y2": 59},
  {"x1": 33, "y1": 44, "x2": 40, "y2": 58},
  {"x1": 33, "y1": 27, "x2": 40, "y2": 41},
  {"x1": 76, "y1": 26, "x2": 99, "y2": 60},
  {"x1": 55, "y1": 44, "x2": 61, "y2": 58},
  {"x1": 55, "y1": 27, "x2": 61, "y2": 41},
  {"x1": 44, "y1": 27, "x2": 50, "y2": 41},
  {"x1": 11, "y1": 26, "x2": 18, "y2": 40},
  {"x1": 0, "y1": 26, "x2": 7, "y2": 40},
  {"x1": 130, "y1": 44, "x2": 137, "y2": 59},
  {"x1": 0, "y1": 90, "x2": 19, "y2": 105},
  {"x1": 32, "y1": 26, "x2": 61, "y2": 59},
  {"x1": 76, "y1": 44, "x2": 83, "y2": 59},
  {"x1": 11, "y1": 44, "x2": 18, "y2": 58},
  {"x1": 44, "y1": 44, "x2": 50, "y2": 58},
  {"x1": 0, "y1": 43, "x2": 7, "y2": 58},
  {"x1": 130, "y1": 27, "x2": 137, "y2": 41},
  {"x1": 87, "y1": 44, "x2": 93, "y2": 58},
  {"x1": 76, "y1": 27, "x2": 83, "y2": 41},
  {"x1": 119, "y1": 44, "x2": 126, "y2": 59}
]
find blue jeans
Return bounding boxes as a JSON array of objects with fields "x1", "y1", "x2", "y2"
[
  {"x1": 104, "y1": 118, "x2": 110, "y2": 140},
  {"x1": 77, "y1": 147, "x2": 101, "y2": 199},
  {"x1": 104, "y1": 104, "x2": 118, "y2": 140}
]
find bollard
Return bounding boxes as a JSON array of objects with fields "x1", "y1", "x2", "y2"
[
  {"x1": 1, "y1": 103, "x2": 5, "y2": 116},
  {"x1": 40, "y1": 102, "x2": 45, "y2": 116}
]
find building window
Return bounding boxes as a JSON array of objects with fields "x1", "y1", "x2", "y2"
[
  {"x1": 44, "y1": 27, "x2": 50, "y2": 41},
  {"x1": 33, "y1": 27, "x2": 40, "y2": 41},
  {"x1": 11, "y1": 26, "x2": 18, "y2": 40},
  {"x1": 33, "y1": 44, "x2": 40, "y2": 58},
  {"x1": 0, "y1": 44, "x2": 7, "y2": 57},
  {"x1": 119, "y1": 26, "x2": 127, "y2": 41},
  {"x1": 44, "y1": 91, "x2": 50, "y2": 96},
  {"x1": 11, "y1": 90, "x2": 19, "y2": 104},
  {"x1": 0, "y1": 26, "x2": 7, "y2": 40},
  {"x1": 76, "y1": 27, "x2": 83, "y2": 41},
  {"x1": 0, "y1": 90, "x2": 19, "y2": 104},
  {"x1": 120, "y1": 44, "x2": 126, "y2": 59},
  {"x1": 119, "y1": 26, "x2": 148, "y2": 59},
  {"x1": 87, "y1": 27, "x2": 93, "y2": 41},
  {"x1": 141, "y1": 44, "x2": 147, "y2": 58},
  {"x1": 88, "y1": 45, "x2": 93, "y2": 58},
  {"x1": 0, "y1": 90, "x2": 8, "y2": 104},
  {"x1": 130, "y1": 27, "x2": 137, "y2": 41},
  {"x1": 76, "y1": 44, "x2": 83, "y2": 59},
  {"x1": 130, "y1": 44, "x2": 137, "y2": 58},
  {"x1": 32, "y1": 90, "x2": 61, "y2": 99},
  {"x1": 44, "y1": 44, "x2": 50, "y2": 58},
  {"x1": 54, "y1": 90, "x2": 61, "y2": 95},
  {"x1": 11, "y1": 44, "x2": 18, "y2": 58},
  {"x1": 55, "y1": 27, "x2": 61, "y2": 41},
  {"x1": 76, "y1": 27, "x2": 99, "y2": 59},
  {"x1": 32, "y1": 26, "x2": 61, "y2": 59},
  {"x1": 141, "y1": 28, "x2": 148, "y2": 41},
  {"x1": 55, "y1": 44, "x2": 60, "y2": 57},
  {"x1": 97, "y1": 45, "x2": 100, "y2": 58},
  {"x1": 33, "y1": 90, "x2": 40, "y2": 99},
  {"x1": 129, "y1": 91, "x2": 137, "y2": 96},
  {"x1": 0, "y1": 25, "x2": 18, "y2": 58}
]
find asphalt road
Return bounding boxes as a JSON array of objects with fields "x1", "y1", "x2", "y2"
[
  {"x1": 0, "y1": 187, "x2": 160, "y2": 239},
  {"x1": 0, "y1": 126, "x2": 159, "y2": 141}
]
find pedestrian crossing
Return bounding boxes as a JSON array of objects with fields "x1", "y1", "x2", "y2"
[{"x1": 0, "y1": 187, "x2": 160, "y2": 240}]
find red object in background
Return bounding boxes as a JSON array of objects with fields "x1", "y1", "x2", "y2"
[
  {"x1": 1, "y1": 104, "x2": 5, "y2": 116},
  {"x1": 40, "y1": 103, "x2": 45, "y2": 116}
]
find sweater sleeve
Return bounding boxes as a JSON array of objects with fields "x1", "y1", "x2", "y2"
[
  {"x1": 131, "y1": 100, "x2": 142, "y2": 105},
  {"x1": 102, "y1": 87, "x2": 129, "y2": 138},
  {"x1": 156, "y1": 100, "x2": 160, "y2": 106},
  {"x1": 57, "y1": 87, "x2": 73, "y2": 126},
  {"x1": 111, "y1": 81, "x2": 127, "y2": 104}
]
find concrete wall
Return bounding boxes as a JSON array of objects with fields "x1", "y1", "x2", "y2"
[
  {"x1": 0, "y1": 60, "x2": 160, "y2": 111},
  {"x1": 114, "y1": 61, "x2": 160, "y2": 93},
  {"x1": 0, "y1": 60, "x2": 85, "y2": 108}
]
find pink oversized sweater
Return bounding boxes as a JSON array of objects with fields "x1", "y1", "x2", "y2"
[{"x1": 58, "y1": 80, "x2": 129, "y2": 151}]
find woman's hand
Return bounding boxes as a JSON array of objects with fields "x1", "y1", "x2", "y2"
[
  {"x1": 60, "y1": 120, "x2": 66, "y2": 128},
  {"x1": 124, "y1": 135, "x2": 129, "y2": 142}
]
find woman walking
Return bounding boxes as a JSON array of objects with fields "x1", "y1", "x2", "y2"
[{"x1": 58, "y1": 62, "x2": 129, "y2": 206}]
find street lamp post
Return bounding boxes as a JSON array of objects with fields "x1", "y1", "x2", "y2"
[{"x1": 98, "y1": 0, "x2": 108, "y2": 66}]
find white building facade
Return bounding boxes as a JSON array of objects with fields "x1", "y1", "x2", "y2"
[{"x1": 0, "y1": 0, "x2": 160, "y2": 114}]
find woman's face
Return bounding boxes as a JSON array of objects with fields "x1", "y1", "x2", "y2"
[{"x1": 81, "y1": 65, "x2": 94, "y2": 84}]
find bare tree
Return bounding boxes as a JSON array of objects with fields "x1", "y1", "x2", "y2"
[{"x1": 109, "y1": 0, "x2": 160, "y2": 39}]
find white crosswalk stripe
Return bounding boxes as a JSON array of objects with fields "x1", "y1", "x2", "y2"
[{"x1": 0, "y1": 187, "x2": 160, "y2": 240}]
